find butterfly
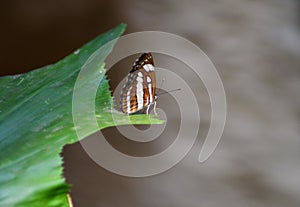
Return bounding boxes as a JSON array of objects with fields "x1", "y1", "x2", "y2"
[{"x1": 120, "y1": 52, "x2": 157, "y2": 115}]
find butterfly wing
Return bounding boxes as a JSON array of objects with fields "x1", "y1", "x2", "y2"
[{"x1": 120, "y1": 52, "x2": 156, "y2": 114}]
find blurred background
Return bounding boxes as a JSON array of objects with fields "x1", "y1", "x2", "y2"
[{"x1": 1, "y1": 0, "x2": 300, "y2": 206}]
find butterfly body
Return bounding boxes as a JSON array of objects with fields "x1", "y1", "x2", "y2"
[{"x1": 120, "y1": 52, "x2": 157, "y2": 115}]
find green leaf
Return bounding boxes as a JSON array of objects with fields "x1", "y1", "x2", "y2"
[{"x1": 0, "y1": 24, "x2": 162, "y2": 207}]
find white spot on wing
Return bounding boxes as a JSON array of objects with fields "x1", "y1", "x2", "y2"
[
  {"x1": 136, "y1": 82, "x2": 144, "y2": 110},
  {"x1": 136, "y1": 76, "x2": 143, "y2": 83},
  {"x1": 148, "y1": 83, "x2": 153, "y2": 103},
  {"x1": 143, "y1": 64, "x2": 154, "y2": 72},
  {"x1": 147, "y1": 76, "x2": 151, "y2": 83}
]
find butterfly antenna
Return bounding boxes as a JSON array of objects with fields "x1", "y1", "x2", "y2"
[{"x1": 158, "y1": 88, "x2": 181, "y2": 96}]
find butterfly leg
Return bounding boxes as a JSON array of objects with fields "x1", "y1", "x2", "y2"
[
  {"x1": 153, "y1": 101, "x2": 157, "y2": 115},
  {"x1": 146, "y1": 102, "x2": 157, "y2": 115},
  {"x1": 146, "y1": 104, "x2": 151, "y2": 115}
]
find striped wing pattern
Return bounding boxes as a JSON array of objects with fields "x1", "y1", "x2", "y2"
[{"x1": 120, "y1": 52, "x2": 156, "y2": 114}]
